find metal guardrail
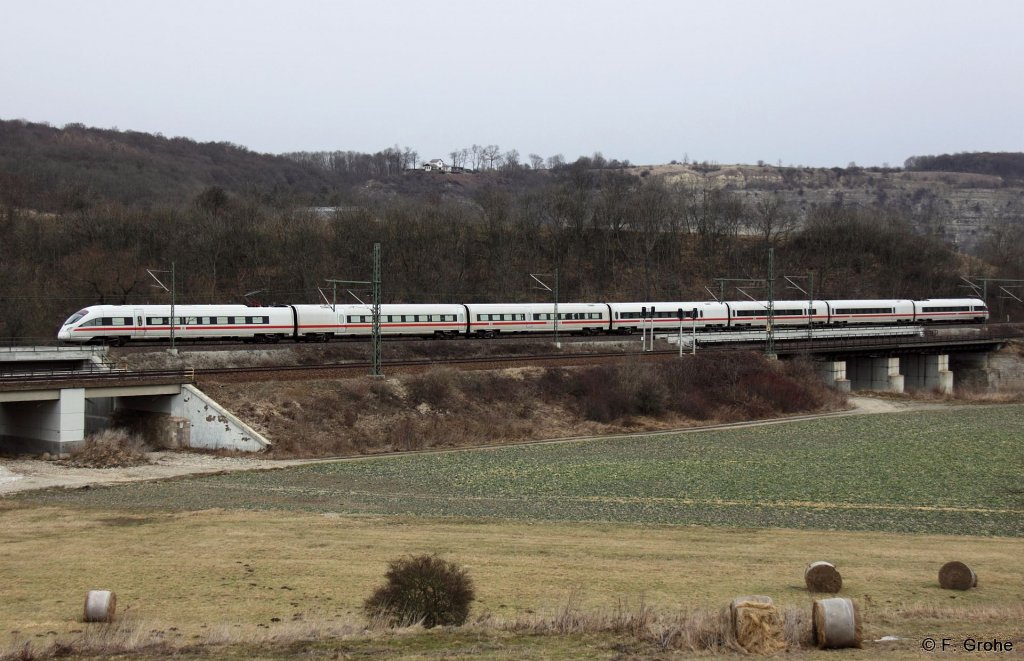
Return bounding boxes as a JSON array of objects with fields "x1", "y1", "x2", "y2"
[{"x1": 0, "y1": 368, "x2": 195, "y2": 388}]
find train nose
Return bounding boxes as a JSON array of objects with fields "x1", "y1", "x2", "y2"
[{"x1": 58, "y1": 326, "x2": 71, "y2": 341}]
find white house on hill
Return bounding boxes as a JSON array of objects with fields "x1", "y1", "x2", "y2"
[{"x1": 423, "y1": 158, "x2": 449, "y2": 172}]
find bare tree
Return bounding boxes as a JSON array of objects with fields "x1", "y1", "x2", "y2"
[
  {"x1": 528, "y1": 153, "x2": 544, "y2": 170},
  {"x1": 483, "y1": 144, "x2": 501, "y2": 170},
  {"x1": 502, "y1": 149, "x2": 520, "y2": 172},
  {"x1": 751, "y1": 193, "x2": 796, "y2": 246},
  {"x1": 402, "y1": 147, "x2": 419, "y2": 170}
]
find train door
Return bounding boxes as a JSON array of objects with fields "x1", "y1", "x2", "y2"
[{"x1": 133, "y1": 308, "x2": 146, "y2": 339}]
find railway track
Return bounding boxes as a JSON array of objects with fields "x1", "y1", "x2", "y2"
[
  {"x1": 1, "y1": 325, "x2": 1018, "y2": 388},
  {"x1": 195, "y1": 350, "x2": 670, "y2": 382}
]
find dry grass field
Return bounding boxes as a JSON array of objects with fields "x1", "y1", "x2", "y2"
[{"x1": 1, "y1": 508, "x2": 1021, "y2": 659}]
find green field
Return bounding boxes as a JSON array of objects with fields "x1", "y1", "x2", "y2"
[{"x1": 17, "y1": 406, "x2": 1024, "y2": 536}]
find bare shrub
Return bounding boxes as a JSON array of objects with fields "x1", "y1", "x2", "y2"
[
  {"x1": 406, "y1": 368, "x2": 460, "y2": 410},
  {"x1": 63, "y1": 429, "x2": 149, "y2": 468},
  {"x1": 383, "y1": 417, "x2": 426, "y2": 452},
  {"x1": 364, "y1": 554, "x2": 475, "y2": 628}
]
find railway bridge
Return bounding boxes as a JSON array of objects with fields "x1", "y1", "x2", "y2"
[
  {"x1": 0, "y1": 347, "x2": 268, "y2": 455},
  {"x1": 663, "y1": 325, "x2": 1012, "y2": 394}
]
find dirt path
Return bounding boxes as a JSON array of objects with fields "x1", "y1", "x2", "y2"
[{"x1": 0, "y1": 396, "x2": 966, "y2": 495}]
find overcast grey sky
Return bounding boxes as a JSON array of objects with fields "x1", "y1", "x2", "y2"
[{"x1": 2, "y1": 0, "x2": 1021, "y2": 167}]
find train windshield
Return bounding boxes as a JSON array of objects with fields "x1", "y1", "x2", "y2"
[{"x1": 63, "y1": 309, "x2": 89, "y2": 326}]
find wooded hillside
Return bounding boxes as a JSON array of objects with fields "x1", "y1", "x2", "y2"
[{"x1": 1, "y1": 120, "x2": 1021, "y2": 339}]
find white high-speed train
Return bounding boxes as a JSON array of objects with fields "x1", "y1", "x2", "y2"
[{"x1": 57, "y1": 297, "x2": 988, "y2": 344}]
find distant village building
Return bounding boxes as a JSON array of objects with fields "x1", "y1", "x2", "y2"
[{"x1": 423, "y1": 158, "x2": 450, "y2": 173}]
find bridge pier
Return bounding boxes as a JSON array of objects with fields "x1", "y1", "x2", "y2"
[
  {"x1": 815, "y1": 360, "x2": 851, "y2": 392},
  {"x1": 847, "y1": 357, "x2": 904, "y2": 393},
  {"x1": 901, "y1": 354, "x2": 953, "y2": 394},
  {"x1": 0, "y1": 388, "x2": 86, "y2": 455}
]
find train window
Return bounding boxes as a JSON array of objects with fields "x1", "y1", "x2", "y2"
[
  {"x1": 775, "y1": 309, "x2": 802, "y2": 316},
  {"x1": 974, "y1": 306, "x2": 988, "y2": 312},
  {"x1": 216, "y1": 317, "x2": 227, "y2": 324},
  {"x1": 808, "y1": 308, "x2": 817, "y2": 315},
  {"x1": 65, "y1": 310, "x2": 88, "y2": 325},
  {"x1": 834, "y1": 307, "x2": 892, "y2": 315},
  {"x1": 922, "y1": 306, "x2": 970, "y2": 313},
  {"x1": 735, "y1": 310, "x2": 758, "y2": 317}
]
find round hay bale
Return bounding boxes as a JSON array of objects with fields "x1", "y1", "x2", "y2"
[
  {"x1": 805, "y1": 561, "x2": 842, "y2": 593},
  {"x1": 812, "y1": 597, "x2": 861, "y2": 649},
  {"x1": 939, "y1": 561, "x2": 977, "y2": 590},
  {"x1": 83, "y1": 590, "x2": 116, "y2": 623},
  {"x1": 730, "y1": 595, "x2": 785, "y2": 654}
]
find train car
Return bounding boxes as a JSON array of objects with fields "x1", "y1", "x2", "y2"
[
  {"x1": 913, "y1": 298, "x2": 988, "y2": 323},
  {"x1": 58, "y1": 304, "x2": 294, "y2": 344},
  {"x1": 607, "y1": 301, "x2": 730, "y2": 333},
  {"x1": 57, "y1": 295, "x2": 992, "y2": 345},
  {"x1": 821, "y1": 299, "x2": 915, "y2": 325},
  {"x1": 464, "y1": 302, "x2": 609, "y2": 336},
  {"x1": 306, "y1": 303, "x2": 468, "y2": 339},
  {"x1": 725, "y1": 300, "x2": 829, "y2": 328}
]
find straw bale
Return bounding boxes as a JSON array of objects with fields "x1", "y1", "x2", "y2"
[
  {"x1": 730, "y1": 595, "x2": 785, "y2": 654},
  {"x1": 804, "y1": 561, "x2": 842, "y2": 593},
  {"x1": 939, "y1": 561, "x2": 977, "y2": 590},
  {"x1": 812, "y1": 597, "x2": 862, "y2": 649},
  {"x1": 83, "y1": 590, "x2": 117, "y2": 623}
]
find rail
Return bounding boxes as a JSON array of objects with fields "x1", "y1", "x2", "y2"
[{"x1": 0, "y1": 326, "x2": 1017, "y2": 388}]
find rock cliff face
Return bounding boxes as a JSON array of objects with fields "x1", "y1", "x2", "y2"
[{"x1": 641, "y1": 164, "x2": 1024, "y2": 252}]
